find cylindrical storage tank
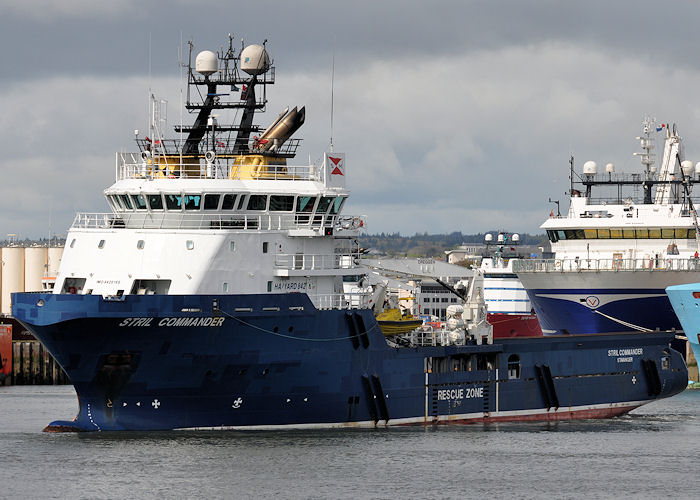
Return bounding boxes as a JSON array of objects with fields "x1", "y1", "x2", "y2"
[
  {"x1": 24, "y1": 247, "x2": 48, "y2": 292},
  {"x1": 47, "y1": 247, "x2": 63, "y2": 276},
  {"x1": 1, "y1": 247, "x2": 25, "y2": 315}
]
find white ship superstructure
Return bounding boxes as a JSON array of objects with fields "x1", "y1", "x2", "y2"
[{"x1": 55, "y1": 38, "x2": 366, "y2": 310}]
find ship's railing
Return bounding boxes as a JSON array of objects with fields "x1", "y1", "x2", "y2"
[
  {"x1": 275, "y1": 252, "x2": 362, "y2": 271},
  {"x1": 116, "y1": 152, "x2": 318, "y2": 181},
  {"x1": 513, "y1": 257, "x2": 700, "y2": 273},
  {"x1": 70, "y1": 212, "x2": 366, "y2": 233},
  {"x1": 314, "y1": 292, "x2": 372, "y2": 310}
]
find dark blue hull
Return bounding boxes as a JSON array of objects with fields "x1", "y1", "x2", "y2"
[
  {"x1": 527, "y1": 288, "x2": 681, "y2": 335},
  {"x1": 12, "y1": 292, "x2": 688, "y2": 431}
]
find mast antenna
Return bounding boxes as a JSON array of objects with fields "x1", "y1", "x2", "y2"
[{"x1": 330, "y1": 35, "x2": 336, "y2": 153}]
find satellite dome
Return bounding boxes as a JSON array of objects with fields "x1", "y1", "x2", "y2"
[
  {"x1": 485, "y1": 234, "x2": 493, "y2": 242},
  {"x1": 512, "y1": 233, "x2": 520, "y2": 242},
  {"x1": 681, "y1": 160, "x2": 694, "y2": 177},
  {"x1": 583, "y1": 161, "x2": 597, "y2": 175},
  {"x1": 605, "y1": 163, "x2": 615, "y2": 173},
  {"x1": 195, "y1": 50, "x2": 218, "y2": 76},
  {"x1": 240, "y1": 44, "x2": 271, "y2": 75}
]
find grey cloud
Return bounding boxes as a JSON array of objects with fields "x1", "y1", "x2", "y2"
[{"x1": 4, "y1": 1, "x2": 700, "y2": 238}]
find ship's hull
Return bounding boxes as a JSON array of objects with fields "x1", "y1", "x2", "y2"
[
  {"x1": 516, "y1": 270, "x2": 700, "y2": 335},
  {"x1": 666, "y1": 284, "x2": 700, "y2": 363},
  {"x1": 12, "y1": 292, "x2": 687, "y2": 431},
  {"x1": 487, "y1": 313, "x2": 542, "y2": 337}
]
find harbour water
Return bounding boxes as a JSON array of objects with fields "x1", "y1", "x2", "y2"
[{"x1": 2, "y1": 386, "x2": 700, "y2": 499}]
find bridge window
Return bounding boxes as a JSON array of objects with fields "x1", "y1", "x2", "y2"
[
  {"x1": 137, "y1": 240, "x2": 145, "y2": 249},
  {"x1": 120, "y1": 194, "x2": 133, "y2": 210},
  {"x1": 237, "y1": 195, "x2": 247, "y2": 210},
  {"x1": 109, "y1": 195, "x2": 122, "y2": 211},
  {"x1": 184, "y1": 195, "x2": 201, "y2": 210},
  {"x1": 296, "y1": 196, "x2": 316, "y2": 213},
  {"x1": 330, "y1": 196, "x2": 345, "y2": 215},
  {"x1": 247, "y1": 195, "x2": 268, "y2": 211},
  {"x1": 316, "y1": 196, "x2": 334, "y2": 213},
  {"x1": 164, "y1": 194, "x2": 182, "y2": 210},
  {"x1": 147, "y1": 194, "x2": 163, "y2": 210},
  {"x1": 131, "y1": 194, "x2": 147, "y2": 210},
  {"x1": 221, "y1": 194, "x2": 236, "y2": 210},
  {"x1": 98, "y1": 240, "x2": 105, "y2": 249},
  {"x1": 564, "y1": 229, "x2": 584, "y2": 239},
  {"x1": 508, "y1": 354, "x2": 521, "y2": 379},
  {"x1": 270, "y1": 195, "x2": 294, "y2": 211},
  {"x1": 204, "y1": 194, "x2": 220, "y2": 210},
  {"x1": 549, "y1": 227, "x2": 696, "y2": 241},
  {"x1": 186, "y1": 240, "x2": 194, "y2": 250}
]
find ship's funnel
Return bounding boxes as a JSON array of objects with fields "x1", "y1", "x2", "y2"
[
  {"x1": 258, "y1": 107, "x2": 290, "y2": 142},
  {"x1": 257, "y1": 106, "x2": 305, "y2": 152}
]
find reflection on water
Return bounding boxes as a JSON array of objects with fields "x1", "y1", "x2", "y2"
[{"x1": 2, "y1": 386, "x2": 700, "y2": 499}]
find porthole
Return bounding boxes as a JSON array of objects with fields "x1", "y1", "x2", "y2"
[
  {"x1": 98, "y1": 240, "x2": 105, "y2": 249},
  {"x1": 137, "y1": 240, "x2": 145, "y2": 250},
  {"x1": 186, "y1": 240, "x2": 194, "y2": 250}
]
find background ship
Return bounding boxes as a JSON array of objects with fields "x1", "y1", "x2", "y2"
[
  {"x1": 481, "y1": 232, "x2": 542, "y2": 337},
  {"x1": 515, "y1": 119, "x2": 700, "y2": 345}
]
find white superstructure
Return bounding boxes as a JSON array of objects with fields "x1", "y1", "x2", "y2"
[
  {"x1": 52, "y1": 37, "x2": 368, "y2": 311},
  {"x1": 519, "y1": 119, "x2": 700, "y2": 271}
]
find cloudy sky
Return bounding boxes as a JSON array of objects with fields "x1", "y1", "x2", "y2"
[{"x1": 2, "y1": 0, "x2": 700, "y2": 239}]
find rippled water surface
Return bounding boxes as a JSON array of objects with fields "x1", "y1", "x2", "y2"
[{"x1": 2, "y1": 386, "x2": 700, "y2": 499}]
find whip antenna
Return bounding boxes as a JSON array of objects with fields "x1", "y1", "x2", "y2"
[{"x1": 330, "y1": 36, "x2": 335, "y2": 152}]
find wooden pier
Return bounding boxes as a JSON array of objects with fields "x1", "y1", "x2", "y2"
[{"x1": 4, "y1": 340, "x2": 69, "y2": 386}]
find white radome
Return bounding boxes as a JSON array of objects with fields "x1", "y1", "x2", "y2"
[
  {"x1": 240, "y1": 45, "x2": 271, "y2": 75},
  {"x1": 583, "y1": 161, "x2": 597, "y2": 175},
  {"x1": 195, "y1": 50, "x2": 218, "y2": 76}
]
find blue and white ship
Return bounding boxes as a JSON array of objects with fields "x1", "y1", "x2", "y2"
[
  {"x1": 666, "y1": 284, "x2": 700, "y2": 364},
  {"x1": 514, "y1": 119, "x2": 700, "y2": 337},
  {"x1": 12, "y1": 37, "x2": 687, "y2": 431}
]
